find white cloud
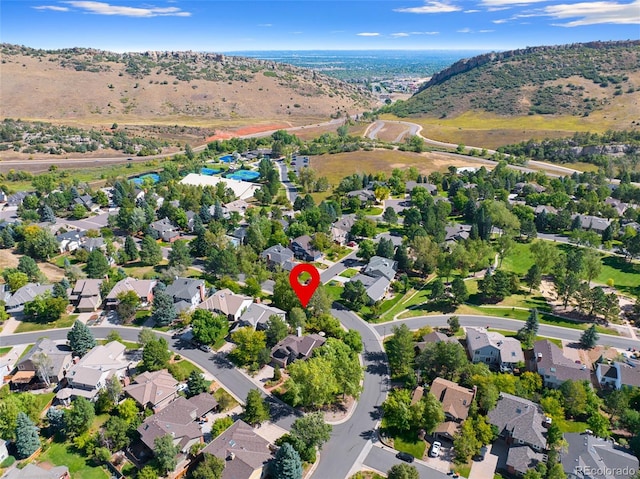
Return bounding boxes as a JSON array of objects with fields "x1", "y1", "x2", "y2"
[
  {"x1": 464, "y1": 9, "x2": 481, "y2": 12},
  {"x1": 391, "y1": 32, "x2": 410, "y2": 37},
  {"x1": 64, "y1": 1, "x2": 191, "y2": 17},
  {"x1": 545, "y1": 0, "x2": 640, "y2": 26},
  {"x1": 357, "y1": 32, "x2": 381, "y2": 36},
  {"x1": 481, "y1": 0, "x2": 549, "y2": 5},
  {"x1": 457, "y1": 27, "x2": 472, "y2": 32},
  {"x1": 492, "y1": 18, "x2": 508, "y2": 23},
  {"x1": 394, "y1": 1, "x2": 461, "y2": 14},
  {"x1": 33, "y1": 5, "x2": 70, "y2": 11},
  {"x1": 479, "y1": 29, "x2": 495, "y2": 32},
  {"x1": 410, "y1": 31, "x2": 440, "y2": 34},
  {"x1": 258, "y1": 23, "x2": 272, "y2": 27}
]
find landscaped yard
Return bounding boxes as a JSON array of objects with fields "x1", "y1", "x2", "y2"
[
  {"x1": 0, "y1": 347, "x2": 12, "y2": 357},
  {"x1": 14, "y1": 314, "x2": 78, "y2": 333},
  {"x1": 501, "y1": 242, "x2": 535, "y2": 276},
  {"x1": 39, "y1": 442, "x2": 109, "y2": 479},
  {"x1": 392, "y1": 433, "x2": 427, "y2": 460},
  {"x1": 97, "y1": 339, "x2": 139, "y2": 350},
  {"x1": 339, "y1": 268, "x2": 359, "y2": 279},
  {"x1": 168, "y1": 358, "x2": 201, "y2": 381},
  {"x1": 596, "y1": 254, "x2": 640, "y2": 297}
]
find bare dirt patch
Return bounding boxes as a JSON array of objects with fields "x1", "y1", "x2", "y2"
[
  {"x1": 0, "y1": 249, "x2": 65, "y2": 282},
  {"x1": 205, "y1": 123, "x2": 292, "y2": 142},
  {"x1": 375, "y1": 123, "x2": 411, "y2": 143}
]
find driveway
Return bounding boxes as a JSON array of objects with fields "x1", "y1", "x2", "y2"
[{"x1": 469, "y1": 444, "x2": 499, "y2": 479}]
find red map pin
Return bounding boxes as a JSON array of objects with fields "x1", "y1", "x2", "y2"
[{"x1": 289, "y1": 263, "x2": 321, "y2": 308}]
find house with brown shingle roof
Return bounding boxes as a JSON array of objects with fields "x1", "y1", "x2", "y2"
[
  {"x1": 124, "y1": 369, "x2": 178, "y2": 412},
  {"x1": 430, "y1": 377, "x2": 475, "y2": 441},
  {"x1": 105, "y1": 278, "x2": 157, "y2": 309},
  {"x1": 531, "y1": 340, "x2": 591, "y2": 388},
  {"x1": 270, "y1": 332, "x2": 326, "y2": 368},
  {"x1": 198, "y1": 289, "x2": 253, "y2": 322},
  {"x1": 415, "y1": 331, "x2": 459, "y2": 353},
  {"x1": 69, "y1": 279, "x2": 102, "y2": 312},
  {"x1": 200, "y1": 420, "x2": 273, "y2": 479}
]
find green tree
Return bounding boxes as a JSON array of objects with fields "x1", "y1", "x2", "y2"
[
  {"x1": 117, "y1": 399, "x2": 140, "y2": 424},
  {"x1": 265, "y1": 315, "x2": 289, "y2": 347},
  {"x1": 286, "y1": 356, "x2": 338, "y2": 407},
  {"x1": 560, "y1": 380, "x2": 588, "y2": 418},
  {"x1": 411, "y1": 392, "x2": 445, "y2": 433},
  {"x1": 138, "y1": 327, "x2": 156, "y2": 347},
  {"x1": 116, "y1": 290, "x2": 140, "y2": 323},
  {"x1": 356, "y1": 239, "x2": 376, "y2": 262},
  {"x1": 230, "y1": 327, "x2": 266, "y2": 367},
  {"x1": 289, "y1": 412, "x2": 332, "y2": 456},
  {"x1": 580, "y1": 324, "x2": 599, "y2": 349},
  {"x1": 382, "y1": 388, "x2": 412, "y2": 432},
  {"x1": 451, "y1": 278, "x2": 468, "y2": 305},
  {"x1": 154, "y1": 434, "x2": 179, "y2": 474},
  {"x1": 243, "y1": 389, "x2": 270, "y2": 426},
  {"x1": 14, "y1": 412, "x2": 40, "y2": 458},
  {"x1": 64, "y1": 397, "x2": 95, "y2": 437},
  {"x1": 316, "y1": 338, "x2": 364, "y2": 399},
  {"x1": 447, "y1": 315, "x2": 460, "y2": 333},
  {"x1": 270, "y1": 442, "x2": 303, "y2": 479},
  {"x1": 20, "y1": 225, "x2": 57, "y2": 260},
  {"x1": 123, "y1": 236, "x2": 139, "y2": 262},
  {"x1": 5, "y1": 271, "x2": 28, "y2": 292},
  {"x1": 85, "y1": 249, "x2": 110, "y2": 278},
  {"x1": 67, "y1": 320, "x2": 96, "y2": 357},
  {"x1": 416, "y1": 341, "x2": 468, "y2": 381},
  {"x1": 517, "y1": 308, "x2": 539, "y2": 348},
  {"x1": 105, "y1": 375, "x2": 122, "y2": 404},
  {"x1": 530, "y1": 240, "x2": 559, "y2": 274},
  {"x1": 341, "y1": 280, "x2": 369, "y2": 310},
  {"x1": 453, "y1": 418, "x2": 481, "y2": 462},
  {"x1": 137, "y1": 466, "x2": 158, "y2": 479},
  {"x1": 151, "y1": 289, "x2": 176, "y2": 327},
  {"x1": 17, "y1": 256, "x2": 42, "y2": 282},
  {"x1": 383, "y1": 207, "x2": 399, "y2": 224},
  {"x1": 386, "y1": 324, "x2": 415, "y2": 378},
  {"x1": 191, "y1": 453, "x2": 225, "y2": 479},
  {"x1": 387, "y1": 463, "x2": 420, "y2": 479},
  {"x1": 139, "y1": 235, "x2": 162, "y2": 266},
  {"x1": 186, "y1": 371, "x2": 207, "y2": 398},
  {"x1": 525, "y1": 264, "x2": 542, "y2": 293},
  {"x1": 168, "y1": 239, "x2": 192, "y2": 268},
  {"x1": 191, "y1": 309, "x2": 228, "y2": 346},
  {"x1": 102, "y1": 416, "x2": 130, "y2": 452},
  {"x1": 142, "y1": 337, "x2": 171, "y2": 371}
]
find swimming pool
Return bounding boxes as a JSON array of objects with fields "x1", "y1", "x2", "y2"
[
  {"x1": 227, "y1": 170, "x2": 260, "y2": 181},
  {"x1": 200, "y1": 168, "x2": 221, "y2": 176},
  {"x1": 132, "y1": 173, "x2": 160, "y2": 185},
  {"x1": 219, "y1": 155, "x2": 235, "y2": 163}
]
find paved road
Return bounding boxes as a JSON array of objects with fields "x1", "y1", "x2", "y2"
[
  {"x1": 364, "y1": 446, "x2": 449, "y2": 478},
  {"x1": 320, "y1": 250, "x2": 359, "y2": 284},
  {"x1": 373, "y1": 315, "x2": 640, "y2": 350},
  {"x1": 276, "y1": 160, "x2": 298, "y2": 204}
]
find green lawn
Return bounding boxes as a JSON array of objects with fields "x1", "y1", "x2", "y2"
[
  {"x1": 596, "y1": 254, "x2": 640, "y2": 297},
  {"x1": 501, "y1": 242, "x2": 535, "y2": 276},
  {"x1": 557, "y1": 419, "x2": 588, "y2": 433},
  {"x1": 39, "y1": 442, "x2": 109, "y2": 479},
  {"x1": 168, "y1": 359, "x2": 201, "y2": 382},
  {"x1": 488, "y1": 329, "x2": 562, "y2": 347},
  {"x1": 393, "y1": 434, "x2": 427, "y2": 459},
  {"x1": 339, "y1": 268, "x2": 359, "y2": 279},
  {"x1": 325, "y1": 281, "x2": 344, "y2": 303},
  {"x1": 0, "y1": 347, "x2": 12, "y2": 357},
  {"x1": 97, "y1": 339, "x2": 139, "y2": 350},
  {"x1": 455, "y1": 462, "x2": 472, "y2": 478},
  {"x1": 133, "y1": 310, "x2": 151, "y2": 326},
  {"x1": 14, "y1": 314, "x2": 78, "y2": 333}
]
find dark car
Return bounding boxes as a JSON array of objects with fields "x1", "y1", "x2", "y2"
[
  {"x1": 396, "y1": 452, "x2": 414, "y2": 463},
  {"x1": 474, "y1": 446, "x2": 488, "y2": 461}
]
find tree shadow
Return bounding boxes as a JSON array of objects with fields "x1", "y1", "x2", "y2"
[{"x1": 364, "y1": 350, "x2": 388, "y2": 376}]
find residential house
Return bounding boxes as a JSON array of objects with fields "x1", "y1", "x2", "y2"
[
  {"x1": 6, "y1": 283, "x2": 54, "y2": 314},
  {"x1": 430, "y1": 378, "x2": 476, "y2": 441},
  {"x1": 124, "y1": 369, "x2": 178, "y2": 412},
  {"x1": 571, "y1": 214, "x2": 612, "y2": 233},
  {"x1": 55, "y1": 230, "x2": 85, "y2": 253},
  {"x1": 69, "y1": 279, "x2": 103, "y2": 312},
  {"x1": 57, "y1": 341, "x2": 129, "y2": 404},
  {"x1": 561, "y1": 432, "x2": 639, "y2": 479},
  {"x1": 466, "y1": 327, "x2": 525, "y2": 371},
  {"x1": 73, "y1": 194, "x2": 99, "y2": 212},
  {"x1": 138, "y1": 394, "x2": 218, "y2": 454},
  {"x1": 330, "y1": 215, "x2": 356, "y2": 245},
  {"x1": 223, "y1": 199, "x2": 250, "y2": 217},
  {"x1": 165, "y1": 277, "x2": 206, "y2": 313},
  {"x1": 349, "y1": 273, "x2": 391, "y2": 304},
  {"x1": 534, "y1": 205, "x2": 558, "y2": 216},
  {"x1": 185, "y1": 211, "x2": 197, "y2": 232},
  {"x1": 605, "y1": 197, "x2": 629, "y2": 216},
  {"x1": 531, "y1": 340, "x2": 591, "y2": 388},
  {"x1": 0, "y1": 440, "x2": 7, "y2": 464},
  {"x1": 405, "y1": 181, "x2": 437, "y2": 195},
  {"x1": 199, "y1": 289, "x2": 252, "y2": 322},
  {"x1": 596, "y1": 359, "x2": 640, "y2": 390},
  {"x1": 200, "y1": 420, "x2": 273, "y2": 479},
  {"x1": 363, "y1": 256, "x2": 397, "y2": 281},
  {"x1": 291, "y1": 235, "x2": 323, "y2": 262},
  {"x1": 237, "y1": 303, "x2": 286, "y2": 331},
  {"x1": 149, "y1": 217, "x2": 180, "y2": 242},
  {"x1": 506, "y1": 445, "x2": 547, "y2": 477},
  {"x1": 6, "y1": 191, "x2": 28, "y2": 207},
  {"x1": 15, "y1": 338, "x2": 72, "y2": 385},
  {"x1": 260, "y1": 244, "x2": 296, "y2": 271},
  {"x1": 444, "y1": 225, "x2": 471, "y2": 245},
  {"x1": 79, "y1": 237, "x2": 105, "y2": 253},
  {"x1": 270, "y1": 331, "x2": 326, "y2": 368},
  {"x1": 105, "y1": 278, "x2": 157, "y2": 309},
  {"x1": 488, "y1": 393, "x2": 548, "y2": 452},
  {"x1": 230, "y1": 226, "x2": 248, "y2": 245},
  {"x1": 415, "y1": 331, "x2": 459, "y2": 353},
  {"x1": 347, "y1": 189, "x2": 376, "y2": 205},
  {"x1": 1, "y1": 464, "x2": 70, "y2": 479}
]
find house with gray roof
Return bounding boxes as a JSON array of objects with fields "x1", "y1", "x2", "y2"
[
  {"x1": 444, "y1": 224, "x2": 471, "y2": 244},
  {"x1": 237, "y1": 303, "x2": 286, "y2": 331},
  {"x1": 571, "y1": 214, "x2": 612, "y2": 233},
  {"x1": 2, "y1": 463, "x2": 70, "y2": 479},
  {"x1": 270, "y1": 331, "x2": 326, "y2": 368},
  {"x1": 331, "y1": 214, "x2": 356, "y2": 245},
  {"x1": 531, "y1": 340, "x2": 591, "y2": 388},
  {"x1": 69, "y1": 279, "x2": 102, "y2": 312},
  {"x1": 124, "y1": 369, "x2": 178, "y2": 412},
  {"x1": 466, "y1": 327, "x2": 524, "y2": 371},
  {"x1": 80, "y1": 237, "x2": 105, "y2": 253},
  {"x1": 200, "y1": 420, "x2": 273, "y2": 479},
  {"x1": 349, "y1": 273, "x2": 391, "y2": 304},
  {"x1": 488, "y1": 393, "x2": 548, "y2": 452},
  {"x1": 260, "y1": 244, "x2": 296, "y2": 271},
  {"x1": 363, "y1": 256, "x2": 397, "y2": 281},
  {"x1": 55, "y1": 229, "x2": 85, "y2": 253},
  {"x1": 165, "y1": 277, "x2": 206, "y2": 313},
  {"x1": 561, "y1": 432, "x2": 639, "y2": 479},
  {"x1": 16, "y1": 338, "x2": 72, "y2": 384},
  {"x1": 291, "y1": 235, "x2": 323, "y2": 262},
  {"x1": 347, "y1": 189, "x2": 376, "y2": 205},
  {"x1": 415, "y1": 331, "x2": 459, "y2": 353},
  {"x1": 198, "y1": 289, "x2": 252, "y2": 322},
  {"x1": 6, "y1": 283, "x2": 54, "y2": 313},
  {"x1": 406, "y1": 181, "x2": 437, "y2": 195},
  {"x1": 149, "y1": 217, "x2": 180, "y2": 242},
  {"x1": 506, "y1": 445, "x2": 547, "y2": 477},
  {"x1": 596, "y1": 359, "x2": 640, "y2": 390}
]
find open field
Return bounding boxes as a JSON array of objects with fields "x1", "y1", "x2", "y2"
[
  {"x1": 309, "y1": 149, "x2": 493, "y2": 187},
  {"x1": 0, "y1": 249, "x2": 65, "y2": 282}
]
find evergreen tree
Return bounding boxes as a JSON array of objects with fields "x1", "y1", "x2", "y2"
[
  {"x1": 386, "y1": 324, "x2": 415, "y2": 378},
  {"x1": 376, "y1": 237, "x2": 395, "y2": 259},
  {"x1": 382, "y1": 207, "x2": 398, "y2": 224},
  {"x1": 270, "y1": 443, "x2": 303, "y2": 479},
  {"x1": 265, "y1": 315, "x2": 289, "y2": 347},
  {"x1": 451, "y1": 277, "x2": 469, "y2": 305},
  {"x1": 46, "y1": 407, "x2": 65, "y2": 437},
  {"x1": 518, "y1": 308, "x2": 539, "y2": 347},
  {"x1": 580, "y1": 324, "x2": 599, "y2": 349},
  {"x1": 168, "y1": 239, "x2": 192, "y2": 268},
  {"x1": 123, "y1": 236, "x2": 139, "y2": 262},
  {"x1": 154, "y1": 434, "x2": 179, "y2": 474},
  {"x1": 67, "y1": 320, "x2": 96, "y2": 357},
  {"x1": 142, "y1": 337, "x2": 171, "y2": 371},
  {"x1": 18, "y1": 256, "x2": 42, "y2": 282},
  {"x1": 1, "y1": 226, "x2": 15, "y2": 248},
  {"x1": 85, "y1": 249, "x2": 110, "y2": 278},
  {"x1": 151, "y1": 290, "x2": 176, "y2": 327},
  {"x1": 191, "y1": 453, "x2": 225, "y2": 479},
  {"x1": 139, "y1": 235, "x2": 162, "y2": 266},
  {"x1": 394, "y1": 244, "x2": 411, "y2": 272},
  {"x1": 52, "y1": 281, "x2": 68, "y2": 300},
  {"x1": 341, "y1": 280, "x2": 368, "y2": 310},
  {"x1": 39, "y1": 204, "x2": 56, "y2": 223},
  {"x1": 525, "y1": 264, "x2": 542, "y2": 293},
  {"x1": 15, "y1": 412, "x2": 40, "y2": 458},
  {"x1": 243, "y1": 389, "x2": 270, "y2": 426},
  {"x1": 186, "y1": 371, "x2": 207, "y2": 398}
]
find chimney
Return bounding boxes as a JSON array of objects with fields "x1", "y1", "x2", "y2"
[
  {"x1": 227, "y1": 452, "x2": 235, "y2": 461},
  {"x1": 537, "y1": 353, "x2": 543, "y2": 362},
  {"x1": 296, "y1": 326, "x2": 302, "y2": 337}
]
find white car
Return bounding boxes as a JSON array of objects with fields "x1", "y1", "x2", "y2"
[{"x1": 430, "y1": 441, "x2": 441, "y2": 458}]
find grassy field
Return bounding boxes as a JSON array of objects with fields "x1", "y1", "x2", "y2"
[
  {"x1": 97, "y1": 339, "x2": 139, "y2": 350},
  {"x1": 393, "y1": 433, "x2": 427, "y2": 460},
  {"x1": 501, "y1": 242, "x2": 535, "y2": 276},
  {"x1": 39, "y1": 442, "x2": 108, "y2": 479},
  {"x1": 168, "y1": 358, "x2": 201, "y2": 381},
  {"x1": 0, "y1": 347, "x2": 12, "y2": 357},
  {"x1": 339, "y1": 269, "x2": 359, "y2": 279},
  {"x1": 596, "y1": 254, "x2": 640, "y2": 297},
  {"x1": 14, "y1": 314, "x2": 78, "y2": 334}
]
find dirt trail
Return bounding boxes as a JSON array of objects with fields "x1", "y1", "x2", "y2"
[{"x1": 205, "y1": 123, "x2": 291, "y2": 142}]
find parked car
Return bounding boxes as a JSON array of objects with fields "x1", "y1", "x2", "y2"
[
  {"x1": 474, "y1": 446, "x2": 488, "y2": 461},
  {"x1": 347, "y1": 241, "x2": 356, "y2": 247},
  {"x1": 396, "y1": 452, "x2": 414, "y2": 463},
  {"x1": 199, "y1": 344, "x2": 212, "y2": 353},
  {"x1": 430, "y1": 441, "x2": 442, "y2": 458}
]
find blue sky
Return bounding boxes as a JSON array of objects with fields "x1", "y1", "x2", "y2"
[{"x1": 2, "y1": 1, "x2": 638, "y2": 52}]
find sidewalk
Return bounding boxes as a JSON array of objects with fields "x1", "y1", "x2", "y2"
[{"x1": 0, "y1": 317, "x2": 21, "y2": 336}]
